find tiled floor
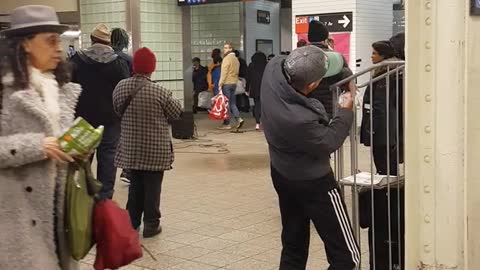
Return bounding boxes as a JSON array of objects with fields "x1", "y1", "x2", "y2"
[{"x1": 81, "y1": 114, "x2": 372, "y2": 270}]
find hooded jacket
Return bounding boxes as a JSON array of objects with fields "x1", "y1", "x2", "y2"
[
  {"x1": 261, "y1": 56, "x2": 353, "y2": 181},
  {"x1": 308, "y1": 42, "x2": 353, "y2": 119},
  {"x1": 246, "y1": 52, "x2": 267, "y2": 99},
  {"x1": 71, "y1": 43, "x2": 130, "y2": 127}
]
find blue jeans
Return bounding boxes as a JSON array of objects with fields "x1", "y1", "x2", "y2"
[
  {"x1": 222, "y1": 84, "x2": 240, "y2": 125},
  {"x1": 96, "y1": 122, "x2": 120, "y2": 199}
]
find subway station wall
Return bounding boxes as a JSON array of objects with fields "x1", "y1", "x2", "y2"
[
  {"x1": 355, "y1": 0, "x2": 392, "y2": 71},
  {"x1": 244, "y1": 0, "x2": 280, "y2": 63},
  {"x1": 79, "y1": 0, "x2": 126, "y2": 48},
  {"x1": 140, "y1": 0, "x2": 184, "y2": 105},
  {"x1": 190, "y1": 2, "x2": 242, "y2": 65}
]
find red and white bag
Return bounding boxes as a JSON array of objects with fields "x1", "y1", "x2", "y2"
[{"x1": 209, "y1": 94, "x2": 229, "y2": 120}]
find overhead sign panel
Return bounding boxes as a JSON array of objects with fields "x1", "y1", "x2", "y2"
[
  {"x1": 295, "y1": 12, "x2": 353, "y2": 33},
  {"x1": 257, "y1": 10, "x2": 271, "y2": 24}
]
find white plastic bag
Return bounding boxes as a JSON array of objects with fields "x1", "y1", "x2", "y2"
[
  {"x1": 235, "y1": 78, "x2": 247, "y2": 95},
  {"x1": 198, "y1": 91, "x2": 214, "y2": 109}
]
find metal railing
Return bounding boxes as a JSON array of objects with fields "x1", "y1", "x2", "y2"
[{"x1": 332, "y1": 61, "x2": 406, "y2": 270}]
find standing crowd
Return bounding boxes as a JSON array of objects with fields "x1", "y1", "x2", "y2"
[{"x1": 0, "y1": 4, "x2": 405, "y2": 270}]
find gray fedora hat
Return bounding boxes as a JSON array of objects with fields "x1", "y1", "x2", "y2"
[{"x1": 1, "y1": 5, "x2": 69, "y2": 37}]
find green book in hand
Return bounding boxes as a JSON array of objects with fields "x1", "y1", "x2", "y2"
[{"x1": 59, "y1": 117, "x2": 104, "y2": 156}]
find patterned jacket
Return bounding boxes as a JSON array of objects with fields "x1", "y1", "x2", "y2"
[{"x1": 113, "y1": 75, "x2": 183, "y2": 171}]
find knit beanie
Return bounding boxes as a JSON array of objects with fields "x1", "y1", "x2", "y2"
[
  {"x1": 133, "y1": 47, "x2": 156, "y2": 74},
  {"x1": 372, "y1": 41, "x2": 395, "y2": 59},
  {"x1": 308, "y1": 20, "x2": 329, "y2": 43}
]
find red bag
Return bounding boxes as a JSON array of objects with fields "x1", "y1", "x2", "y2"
[
  {"x1": 209, "y1": 94, "x2": 229, "y2": 120},
  {"x1": 93, "y1": 200, "x2": 142, "y2": 270}
]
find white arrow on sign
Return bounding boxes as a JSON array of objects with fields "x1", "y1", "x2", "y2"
[{"x1": 338, "y1": 15, "x2": 351, "y2": 28}]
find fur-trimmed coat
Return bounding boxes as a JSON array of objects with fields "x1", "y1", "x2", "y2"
[{"x1": 0, "y1": 72, "x2": 81, "y2": 270}]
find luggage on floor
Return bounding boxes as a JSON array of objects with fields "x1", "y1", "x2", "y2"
[{"x1": 171, "y1": 111, "x2": 195, "y2": 139}]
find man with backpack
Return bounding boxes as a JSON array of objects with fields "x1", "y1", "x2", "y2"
[{"x1": 71, "y1": 23, "x2": 130, "y2": 199}]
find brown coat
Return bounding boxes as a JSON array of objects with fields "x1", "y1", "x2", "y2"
[
  {"x1": 219, "y1": 52, "x2": 240, "y2": 86},
  {"x1": 0, "y1": 76, "x2": 81, "y2": 270}
]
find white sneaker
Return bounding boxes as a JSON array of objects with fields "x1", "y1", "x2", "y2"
[
  {"x1": 236, "y1": 118, "x2": 245, "y2": 129},
  {"x1": 255, "y1": 124, "x2": 260, "y2": 130},
  {"x1": 217, "y1": 125, "x2": 232, "y2": 130},
  {"x1": 120, "y1": 176, "x2": 131, "y2": 184}
]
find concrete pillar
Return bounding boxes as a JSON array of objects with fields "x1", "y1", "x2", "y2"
[
  {"x1": 465, "y1": 3, "x2": 480, "y2": 269},
  {"x1": 405, "y1": 0, "x2": 480, "y2": 268}
]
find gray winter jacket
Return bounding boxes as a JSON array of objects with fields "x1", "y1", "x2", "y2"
[
  {"x1": 261, "y1": 56, "x2": 353, "y2": 181},
  {"x1": 0, "y1": 75, "x2": 81, "y2": 270}
]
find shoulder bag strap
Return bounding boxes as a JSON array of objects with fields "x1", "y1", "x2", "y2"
[{"x1": 119, "y1": 78, "x2": 148, "y2": 117}]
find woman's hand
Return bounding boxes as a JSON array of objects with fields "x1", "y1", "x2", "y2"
[{"x1": 43, "y1": 137, "x2": 74, "y2": 163}]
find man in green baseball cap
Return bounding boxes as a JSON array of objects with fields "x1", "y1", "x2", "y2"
[{"x1": 261, "y1": 45, "x2": 359, "y2": 270}]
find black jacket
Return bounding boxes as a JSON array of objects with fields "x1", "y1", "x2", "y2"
[
  {"x1": 238, "y1": 57, "x2": 248, "y2": 78},
  {"x1": 360, "y1": 60, "x2": 404, "y2": 150},
  {"x1": 308, "y1": 42, "x2": 353, "y2": 119},
  {"x1": 261, "y1": 56, "x2": 353, "y2": 181},
  {"x1": 71, "y1": 44, "x2": 130, "y2": 127},
  {"x1": 115, "y1": 50, "x2": 133, "y2": 75},
  {"x1": 246, "y1": 52, "x2": 267, "y2": 98},
  {"x1": 192, "y1": 65, "x2": 208, "y2": 93}
]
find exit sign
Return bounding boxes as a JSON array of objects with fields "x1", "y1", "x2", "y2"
[{"x1": 257, "y1": 10, "x2": 270, "y2": 24}]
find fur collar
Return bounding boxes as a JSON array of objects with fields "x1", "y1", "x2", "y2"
[
  {"x1": 2, "y1": 71, "x2": 82, "y2": 137},
  {"x1": 373, "y1": 57, "x2": 402, "y2": 78},
  {"x1": 29, "y1": 68, "x2": 61, "y2": 135}
]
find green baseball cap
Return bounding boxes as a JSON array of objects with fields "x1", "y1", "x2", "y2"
[{"x1": 284, "y1": 45, "x2": 345, "y2": 90}]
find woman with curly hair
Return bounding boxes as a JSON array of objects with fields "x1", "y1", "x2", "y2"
[{"x1": 0, "y1": 5, "x2": 83, "y2": 270}]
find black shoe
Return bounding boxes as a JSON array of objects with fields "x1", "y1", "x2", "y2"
[{"x1": 143, "y1": 225, "x2": 162, "y2": 238}]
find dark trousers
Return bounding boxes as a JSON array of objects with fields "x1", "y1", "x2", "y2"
[
  {"x1": 126, "y1": 170, "x2": 164, "y2": 230},
  {"x1": 96, "y1": 123, "x2": 120, "y2": 199},
  {"x1": 271, "y1": 167, "x2": 360, "y2": 270},
  {"x1": 193, "y1": 91, "x2": 199, "y2": 113},
  {"x1": 359, "y1": 145, "x2": 405, "y2": 270},
  {"x1": 253, "y1": 97, "x2": 261, "y2": 124},
  {"x1": 373, "y1": 145, "x2": 399, "y2": 175}
]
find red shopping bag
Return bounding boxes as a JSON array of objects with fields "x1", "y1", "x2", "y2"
[
  {"x1": 93, "y1": 200, "x2": 142, "y2": 270},
  {"x1": 209, "y1": 94, "x2": 229, "y2": 120}
]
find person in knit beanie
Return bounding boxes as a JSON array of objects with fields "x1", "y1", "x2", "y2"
[
  {"x1": 308, "y1": 20, "x2": 329, "y2": 43},
  {"x1": 113, "y1": 47, "x2": 183, "y2": 238},
  {"x1": 305, "y1": 19, "x2": 353, "y2": 120},
  {"x1": 133, "y1": 47, "x2": 157, "y2": 75}
]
